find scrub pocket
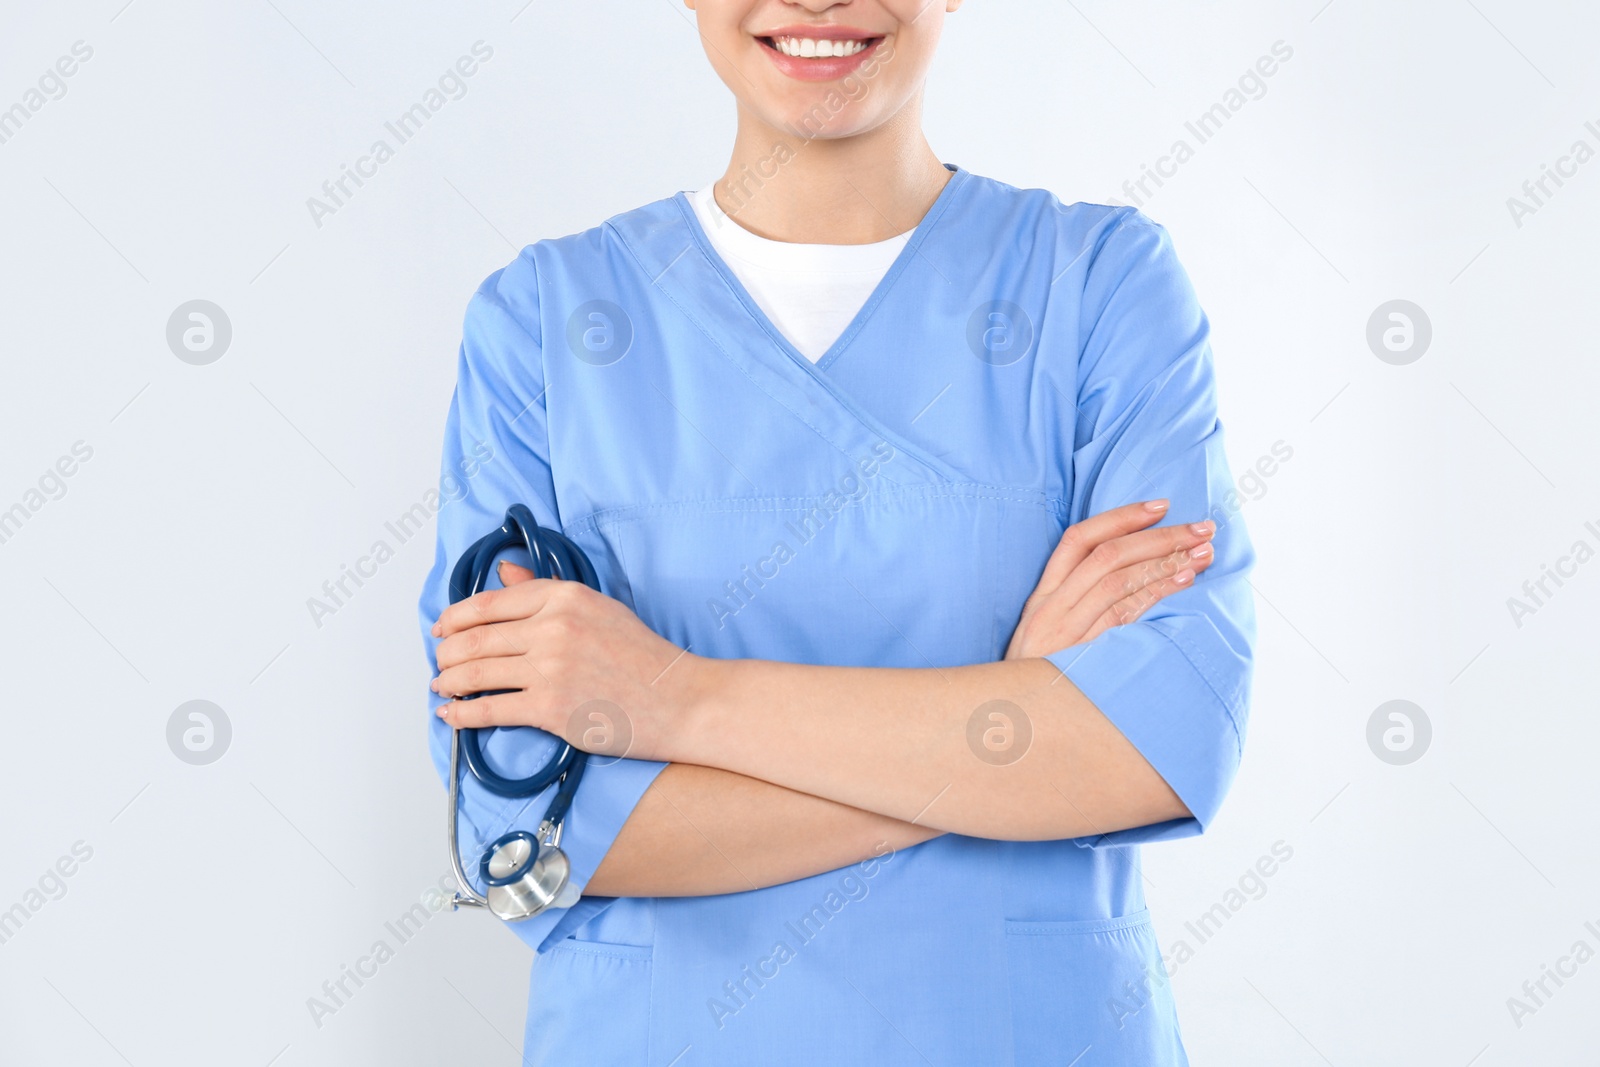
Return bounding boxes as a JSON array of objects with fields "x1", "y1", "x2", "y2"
[
  {"x1": 1003, "y1": 909, "x2": 1188, "y2": 1066},
  {"x1": 523, "y1": 937, "x2": 653, "y2": 1065}
]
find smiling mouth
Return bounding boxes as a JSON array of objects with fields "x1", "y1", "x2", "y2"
[{"x1": 757, "y1": 35, "x2": 885, "y2": 59}]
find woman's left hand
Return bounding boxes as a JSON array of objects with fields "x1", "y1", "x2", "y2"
[
  {"x1": 1006, "y1": 501, "x2": 1216, "y2": 660},
  {"x1": 430, "y1": 560, "x2": 701, "y2": 763}
]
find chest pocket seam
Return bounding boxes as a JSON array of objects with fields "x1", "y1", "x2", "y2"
[{"x1": 564, "y1": 482, "x2": 1069, "y2": 539}]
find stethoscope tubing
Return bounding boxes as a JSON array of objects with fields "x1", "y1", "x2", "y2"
[
  {"x1": 447, "y1": 504, "x2": 598, "y2": 799},
  {"x1": 444, "y1": 505, "x2": 599, "y2": 902}
]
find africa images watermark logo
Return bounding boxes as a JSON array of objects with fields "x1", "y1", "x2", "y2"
[
  {"x1": 1110, "y1": 40, "x2": 1294, "y2": 210},
  {"x1": 706, "y1": 441, "x2": 897, "y2": 630},
  {"x1": 0, "y1": 40, "x2": 94, "y2": 148},
  {"x1": 304, "y1": 871, "x2": 462, "y2": 1029},
  {"x1": 1505, "y1": 117, "x2": 1600, "y2": 229},
  {"x1": 305, "y1": 439, "x2": 494, "y2": 629},
  {"x1": 1505, "y1": 920, "x2": 1600, "y2": 1031},
  {"x1": 706, "y1": 842, "x2": 900, "y2": 1031},
  {"x1": 305, "y1": 42, "x2": 494, "y2": 229},
  {"x1": 1504, "y1": 518, "x2": 1600, "y2": 629},
  {"x1": 0, "y1": 440, "x2": 94, "y2": 548},
  {"x1": 0, "y1": 841, "x2": 95, "y2": 948},
  {"x1": 1108, "y1": 840, "x2": 1295, "y2": 1029}
]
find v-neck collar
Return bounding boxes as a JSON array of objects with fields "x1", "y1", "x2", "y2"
[
  {"x1": 607, "y1": 164, "x2": 975, "y2": 487},
  {"x1": 673, "y1": 163, "x2": 971, "y2": 376}
]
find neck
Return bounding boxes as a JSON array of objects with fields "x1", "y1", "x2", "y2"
[{"x1": 712, "y1": 98, "x2": 950, "y2": 244}]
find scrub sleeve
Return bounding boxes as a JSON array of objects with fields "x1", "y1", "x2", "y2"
[
  {"x1": 1047, "y1": 212, "x2": 1257, "y2": 848},
  {"x1": 417, "y1": 253, "x2": 669, "y2": 953}
]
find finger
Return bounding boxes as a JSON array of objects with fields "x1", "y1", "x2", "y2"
[
  {"x1": 432, "y1": 654, "x2": 529, "y2": 699},
  {"x1": 436, "y1": 616, "x2": 526, "y2": 670},
  {"x1": 1040, "y1": 545, "x2": 1216, "y2": 650},
  {"x1": 498, "y1": 559, "x2": 536, "y2": 585},
  {"x1": 1102, "y1": 538, "x2": 1216, "y2": 603},
  {"x1": 1048, "y1": 518, "x2": 1215, "y2": 614},
  {"x1": 1034, "y1": 500, "x2": 1170, "y2": 599},
  {"x1": 436, "y1": 690, "x2": 532, "y2": 730},
  {"x1": 434, "y1": 577, "x2": 562, "y2": 638},
  {"x1": 1080, "y1": 557, "x2": 1215, "y2": 643}
]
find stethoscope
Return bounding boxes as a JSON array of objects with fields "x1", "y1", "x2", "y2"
[{"x1": 442, "y1": 504, "x2": 599, "y2": 923}]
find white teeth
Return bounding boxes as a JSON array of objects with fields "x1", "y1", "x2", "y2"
[{"x1": 773, "y1": 36, "x2": 869, "y2": 58}]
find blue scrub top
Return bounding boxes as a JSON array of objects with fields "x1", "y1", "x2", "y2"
[{"x1": 419, "y1": 164, "x2": 1256, "y2": 1066}]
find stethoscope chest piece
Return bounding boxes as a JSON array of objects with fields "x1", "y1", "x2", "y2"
[{"x1": 479, "y1": 825, "x2": 580, "y2": 922}]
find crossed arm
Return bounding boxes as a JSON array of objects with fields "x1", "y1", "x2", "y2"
[
  {"x1": 582, "y1": 658, "x2": 1164, "y2": 898},
  {"x1": 430, "y1": 500, "x2": 1218, "y2": 898}
]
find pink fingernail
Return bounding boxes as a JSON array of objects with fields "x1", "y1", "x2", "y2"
[
  {"x1": 1174, "y1": 569, "x2": 1195, "y2": 585},
  {"x1": 1145, "y1": 499, "x2": 1169, "y2": 513}
]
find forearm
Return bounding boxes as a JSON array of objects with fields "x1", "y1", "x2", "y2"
[
  {"x1": 585, "y1": 762, "x2": 942, "y2": 898},
  {"x1": 669, "y1": 655, "x2": 1188, "y2": 841}
]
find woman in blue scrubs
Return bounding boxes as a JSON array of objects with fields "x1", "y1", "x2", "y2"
[{"x1": 420, "y1": 2, "x2": 1255, "y2": 1064}]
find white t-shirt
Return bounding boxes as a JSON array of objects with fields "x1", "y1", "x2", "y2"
[{"x1": 689, "y1": 184, "x2": 914, "y2": 364}]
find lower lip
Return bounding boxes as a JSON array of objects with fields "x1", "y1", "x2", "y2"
[{"x1": 759, "y1": 37, "x2": 884, "y2": 82}]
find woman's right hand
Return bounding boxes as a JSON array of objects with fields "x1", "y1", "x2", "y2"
[{"x1": 1005, "y1": 500, "x2": 1217, "y2": 660}]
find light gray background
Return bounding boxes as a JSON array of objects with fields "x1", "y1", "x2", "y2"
[{"x1": 1, "y1": 1, "x2": 1595, "y2": 1064}]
